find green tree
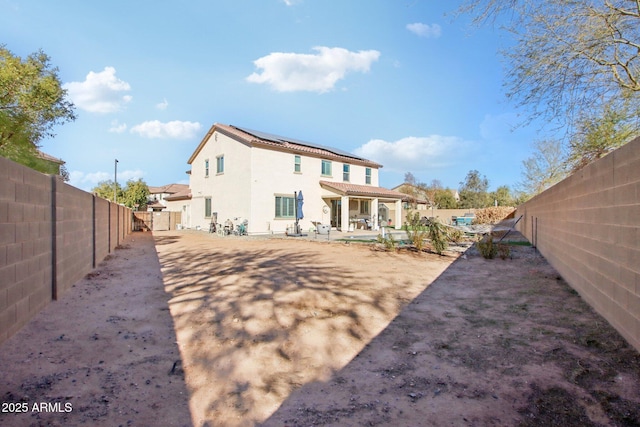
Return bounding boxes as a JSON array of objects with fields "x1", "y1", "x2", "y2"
[
  {"x1": 0, "y1": 46, "x2": 76, "y2": 171},
  {"x1": 121, "y1": 179, "x2": 150, "y2": 210},
  {"x1": 568, "y1": 100, "x2": 639, "y2": 172},
  {"x1": 459, "y1": 170, "x2": 490, "y2": 208},
  {"x1": 433, "y1": 189, "x2": 458, "y2": 208},
  {"x1": 92, "y1": 180, "x2": 123, "y2": 202},
  {"x1": 489, "y1": 185, "x2": 515, "y2": 206}
]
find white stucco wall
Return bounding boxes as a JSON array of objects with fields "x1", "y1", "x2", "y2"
[
  {"x1": 248, "y1": 147, "x2": 380, "y2": 233},
  {"x1": 164, "y1": 199, "x2": 191, "y2": 227},
  {"x1": 188, "y1": 128, "x2": 382, "y2": 234},
  {"x1": 189, "y1": 131, "x2": 251, "y2": 231}
]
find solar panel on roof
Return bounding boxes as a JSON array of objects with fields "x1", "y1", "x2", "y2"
[
  {"x1": 233, "y1": 126, "x2": 283, "y2": 145},
  {"x1": 232, "y1": 125, "x2": 366, "y2": 161}
]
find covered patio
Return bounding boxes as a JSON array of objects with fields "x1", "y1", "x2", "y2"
[{"x1": 319, "y1": 181, "x2": 405, "y2": 231}]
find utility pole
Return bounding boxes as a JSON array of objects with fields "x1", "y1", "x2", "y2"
[{"x1": 114, "y1": 159, "x2": 119, "y2": 203}]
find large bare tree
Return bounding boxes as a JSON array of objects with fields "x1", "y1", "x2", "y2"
[
  {"x1": 517, "y1": 139, "x2": 568, "y2": 195},
  {"x1": 459, "y1": 0, "x2": 640, "y2": 131}
]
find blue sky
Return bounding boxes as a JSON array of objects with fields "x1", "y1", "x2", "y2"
[{"x1": 2, "y1": 0, "x2": 546, "y2": 192}]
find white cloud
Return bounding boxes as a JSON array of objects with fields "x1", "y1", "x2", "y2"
[
  {"x1": 246, "y1": 46, "x2": 381, "y2": 93},
  {"x1": 64, "y1": 67, "x2": 132, "y2": 113},
  {"x1": 108, "y1": 120, "x2": 127, "y2": 133},
  {"x1": 354, "y1": 135, "x2": 471, "y2": 172},
  {"x1": 282, "y1": 0, "x2": 300, "y2": 5},
  {"x1": 130, "y1": 120, "x2": 202, "y2": 139},
  {"x1": 118, "y1": 169, "x2": 145, "y2": 182},
  {"x1": 68, "y1": 170, "x2": 111, "y2": 190},
  {"x1": 68, "y1": 169, "x2": 145, "y2": 191},
  {"x1": 406, "y1": 22, "x2": 442, "y2": 38},
  {"x1": 156, "y1": 98, "x2": 169, "y2": 110}
]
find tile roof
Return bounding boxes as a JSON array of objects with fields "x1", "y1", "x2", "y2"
[
  {"x1": 146, "y1": 200, "x2": 166, "y2": 209},
  {"x1": 164, "y1": 187, "x2": 191, "y2": 201},
  {"x1": 188, "y1": 123, "x2": 382, "y2": 168},
  {"x1": 148, "y1": 183, "x2": 189, "y2": 194},
  {"x1": 319, "y1": 180, "x2": 406, "y2": 199},
  {"x1": 391, "y1": 183, "x2": 431, "y2": 204},
  {"x1": 36, "y1": 150, "x2": 64, "y2": 164}
]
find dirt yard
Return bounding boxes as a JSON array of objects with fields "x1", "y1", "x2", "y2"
[
  {"x1": 154, "y1": 231, "x2": 640, "y2": 427},
  {"x1": 0, "y1": 233, "x2": 191, "y2": 427},
  {"x1": 1, "y1": 230, "x2": 639, "y2": 427}
]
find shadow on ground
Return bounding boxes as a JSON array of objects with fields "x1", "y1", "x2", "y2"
[
  {"x1": 154, "y1": 231, "x2": 640, "y2": 427},
  {"x1": 263, "y1": 245, "x2": 640, "y2": 427},
  {"x1": 154, "y1": 232, "x2": 454, "y2": 426}
]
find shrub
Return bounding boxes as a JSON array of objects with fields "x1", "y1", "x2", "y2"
[
  {"x1": 477, "y1": 234, "x2": 497, "y2": 259},
  {"x1": 376, "y1": 233, "x2": 397, "y2": 252},
  {"x1": 428, "y1": 218, "x2": 449, "y2": 255},
  {"x1": 447, "y1": 228, "x2": 464, "y2": 244},
  {"x1": 403, "y1": 211, "x2": 429, "y2": 251},
  {"x1": 497, "y1": 243, "x2": 511, "y2": 260},
  {"x1": 402, "y1": 212, "x2": 449, "y2": 255}
]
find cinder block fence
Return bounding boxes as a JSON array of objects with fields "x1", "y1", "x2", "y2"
[
  {"x1": 0, "y1": 157, "x2": 132, "y2": 345},
  {"x1": 516, "y1": 136, "x2": 640, "y2": 352}
]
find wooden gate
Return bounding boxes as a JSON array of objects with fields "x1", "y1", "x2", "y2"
[
  {"x1": 152, "y1": 212, "x2": 170, "y2": 231},
  {"x1": 133, "y1": 211, "x2": 181, "y2": 231}
]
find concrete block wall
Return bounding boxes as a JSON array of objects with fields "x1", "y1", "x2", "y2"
[
  {"x1": 55, "y1": 181, "x2": 95, "y2": 296},
  {"x1": 94, "y1": 197, "x2": 110, "y2": 263},
  {"x1": 0, "y1": 158, "x2": 53, "y2": 342},
  {"x1": 0, "y1": 157, "x2": 132, "y2": 345},
  {"x1": 515, "y1": 136, "x2": 640, "y2": 352}
]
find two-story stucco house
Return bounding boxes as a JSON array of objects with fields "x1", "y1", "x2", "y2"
[{"x1": 186, "y1": 123, "x2": 405, "y2": 234}]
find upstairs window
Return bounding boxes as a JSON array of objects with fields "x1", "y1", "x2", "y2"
[
  {"x1": 205, "y1": 159, "x2": 209, "y2": 177},
  {"x1": 294, "y1": 155, "x2": 301, "y2": 173},
  {"x1": 321, "y1": 160, "x2": 332, "y2": 176},
  {"x1": 365, "y1": 168, "x2": 372, "y2": 184},
  {"x1": 216, "y1": 155, "x2": 224, "y2": 174},
  {"x1": 343, "y1": 164, "x2": 350, "y2": 182}
]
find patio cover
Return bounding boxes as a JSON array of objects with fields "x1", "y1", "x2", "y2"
[
  {"x1": 319, "y1": 181, "x2": 406, "y2": 200},
  {"x1": 319, "y1": 181, "x2": 405, "y2": 230}
]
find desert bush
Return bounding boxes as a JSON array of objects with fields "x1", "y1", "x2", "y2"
[
  {"x1": 403, "y1": 211, "x2": 429, "y2": 251},
  {"x1": 402, "y1": 211, "x2": 448, "y2": 254},
  {"x1": 477, "y1": 234, "x2": 497, "y2": 259},
  {"x1": 376, "y1": 233, "x2": 397, "y2": 252},
  {"x1": 447, "y1": 227, "x2": 464, "y2": 244},
  {"x1": 497, "y1": 243, "x2": 511, "y2": 260},
  {"x1": 428, "y1": 218, "x2": 448, "y2": 255},
  {"x1": 473, "y1": 206, "x2": 516, "y2": 225}
]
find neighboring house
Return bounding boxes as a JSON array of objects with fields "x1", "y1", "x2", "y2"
[
  {"x1": 393, "y1": 183, "x2": 460, "y2": 208},
  {"x1": 186, "y1": 123, "x2": 406, "y2": 234},
  {"x1": 164, "y1": 186, "x2": 192, "y2": 227},
  {"x1": 36, "y1": 150, "x2": 66, "y2": 176},
  {"x1": 392, "y1": 183, "x2": 432, "y2": 211},
  {"x1": 147, "y1": 183, "x2": 189, "y2": 211}
]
